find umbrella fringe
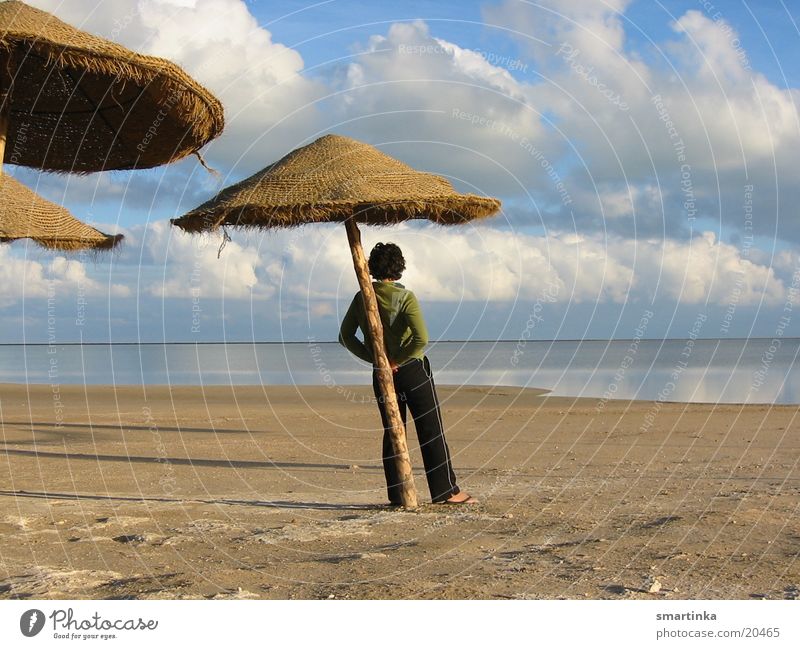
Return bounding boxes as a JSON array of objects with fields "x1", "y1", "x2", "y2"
[
  {"x1": 1, "y1": 233, "x2": 123, "y2": 251},
  {"x1": 172, "y1": 197, "x2": 502, "y2": 232}
]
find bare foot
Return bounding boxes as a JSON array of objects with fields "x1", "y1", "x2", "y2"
[{"x1": 442, "y1": 492, "x2": 479, "y2": 505}]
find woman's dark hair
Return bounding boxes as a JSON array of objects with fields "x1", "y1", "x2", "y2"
[{"x1": 368, "y1": 242, "x2": 405, "y2": 280}]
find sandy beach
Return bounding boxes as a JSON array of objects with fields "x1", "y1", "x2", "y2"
[{"x1": 0, "y1": 382, "x2": 797, "y2": 600}]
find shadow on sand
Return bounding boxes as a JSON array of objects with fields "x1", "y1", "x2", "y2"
[
  {"x1": 0, "y1": 447, "x2": 384, "y2": 472},
  {"x1": 0, "y1": 488, "x2": 385, "y2": 512},
  {"x1": 2, "y1": 421, "x2": 252, "y2": 435}
]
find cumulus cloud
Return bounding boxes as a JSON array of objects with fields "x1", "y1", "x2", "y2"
[
  {"x1": 6, "y1": 218, "x2": 779, "y2": 308},
  {"x1": 483, "y1": 1, "x2": 800, "y2": 241},
  {"x1": 328, "y1": 20, "x2": 549, "y2": 197},
  {"x1": 250, "y1": 222, "x2": 785, "y2": 308},
  {"x1": 0, "y1": 245, "x2": 129, "y2": 308},
  {"x1": 483, "y1": 0, "x2": 633, "y2": 67},
  {"x1": 116, "y1": 221, "x2": 264, "y2": 299},
  {"x1": 0, "y1": 218, "x2": 787, "y2": 346},
  {"x1": 609, "y1": 231, "x2": 785, "y2": 305}
]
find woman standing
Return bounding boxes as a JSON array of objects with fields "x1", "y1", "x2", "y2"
[{"x1": 338, "y1": 242, "x2": 477, "y2": 505}]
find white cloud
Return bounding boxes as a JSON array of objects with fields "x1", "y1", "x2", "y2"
[
  {"x1": 1, "y1": 219, "x2": 766, "y2": 310},
  {"x1": 0, "y1": 219, "x2": 787, "y2": 346},
  {"x1": 483, "y1": 0, "x2": 633, "y2": 67},
  {"x1": 607, "y1": 231, "x2": 785, "y2": 305},
  {"x1": 121, "y1": 221, "x2": 263, "y2": 299},
  {"x1": 329, "y1": 20, "x2": 548, "y2": 196},
  {"x1": 0, "y1": 246, "x2": 129, "y2": 308},
  {"x1": 483, "y1": 1, "x2": 800, "y2": 241},
  {"x1": 250, "y1": 222, "x2": 784, "y2": 307}
]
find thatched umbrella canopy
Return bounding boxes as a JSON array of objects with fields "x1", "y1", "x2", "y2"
[
  {"x1": 172, "y1": 134, "x2": 500, "y2": 230},
  {"x1": 0, "y1": 0, "x2": 224, "y2": 173},
  {"x1": 0, "y1": 173, "x2": 121, "y2": 249},
  {"x1": 172, "y1": 134, "x2": 501, "y2": 508}
]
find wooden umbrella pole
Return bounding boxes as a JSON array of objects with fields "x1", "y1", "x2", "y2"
[
  {"x1": 0, "y1": 52, "x2": 11, "y2": 176},
  {"x1": 344, "y1": 216, "x2": 418, "y2": 509}
]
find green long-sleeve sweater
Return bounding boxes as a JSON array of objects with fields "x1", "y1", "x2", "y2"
[{"x1": 338, "y1": 281, "x2": 429, "y2": 365}]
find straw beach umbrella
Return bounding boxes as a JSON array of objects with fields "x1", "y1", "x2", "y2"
[
  {"x1": 172, "y1": 134, "x2": 501, "y2": 508},
  {"x1": 0, "y1": 173, "x2": 121, "y2": 249},
  {"x1": 0, "y1": 0, "x2": 224, "y2": 174}
]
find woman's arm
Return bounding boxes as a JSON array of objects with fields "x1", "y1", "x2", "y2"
[
  {"x1": 338, "y1": 294, "x2": 373, "y2": 363},
  {"x1": 393, "y1": 291, "x2": 429, "y2": 364}
]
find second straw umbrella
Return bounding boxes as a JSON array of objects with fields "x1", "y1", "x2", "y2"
[{"x1": 0, "y1": 173, "x2": 121, "y2": 249}]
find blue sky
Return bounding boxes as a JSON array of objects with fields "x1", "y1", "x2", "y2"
[
  {"x1": 4, "y1": 0, "x2": 800, "y2": 344},
  {"x1": 262, "y1": 1, "x2": 800, "y2": 89}
]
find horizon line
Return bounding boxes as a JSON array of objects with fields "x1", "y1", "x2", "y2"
[{"x1": 1, "y1": 337, "x2": 797, "y2": 346}]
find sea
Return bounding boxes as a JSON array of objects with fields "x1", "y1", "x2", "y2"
[{"x1": 1, "y1": 338, "x2": 798, "y2": 405}]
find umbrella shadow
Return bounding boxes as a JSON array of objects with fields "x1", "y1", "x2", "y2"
[
  {"x1": 0, "y1": 489, "x2": 382, "y2": 512},
  {"x1": 0, "y1": 447, "x2": 383, "y2": 472},
  {"x1": 2, "y1": 421, "x2": 251, "y2": 435}
]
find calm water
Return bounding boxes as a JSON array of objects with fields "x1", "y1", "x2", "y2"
[{"x1": 0, "y1": 339, "x2": 798, "y2": 404}]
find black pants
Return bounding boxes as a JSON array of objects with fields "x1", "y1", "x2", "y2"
[{"x1": 372, "y1": 356, "x2": 460, "y2": 503}]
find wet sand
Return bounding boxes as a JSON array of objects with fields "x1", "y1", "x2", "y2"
[{"x1": 0, "y1": 382, "x2": 798, "y2": 600}]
